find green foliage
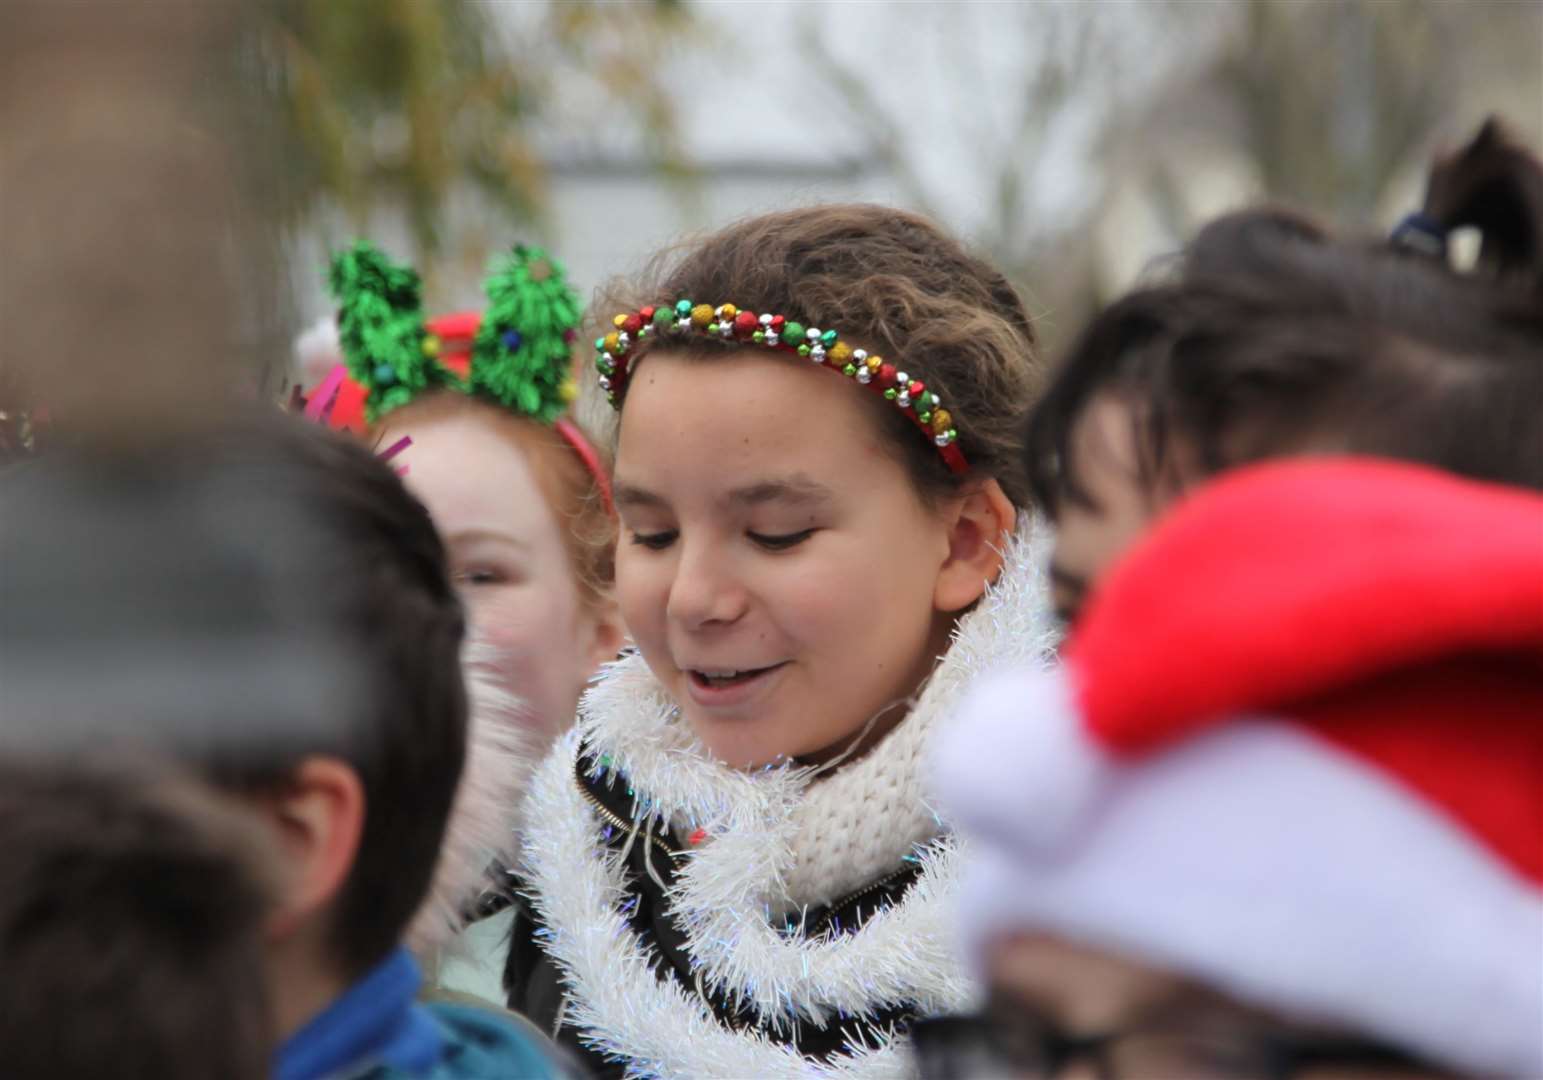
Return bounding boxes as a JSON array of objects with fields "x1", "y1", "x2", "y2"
[
  {"x1": 471, "y1": 246, "x2": 583, "y2": 423},
  {"x1": 268, "y1": 0, "x2": 522, "y2": 259},
  {"x1": 326, "y1": 242, "x2": 436, "y2": 419},
  {"x1": 264, "y1": 0, "x2": 692, "y2": 270}
]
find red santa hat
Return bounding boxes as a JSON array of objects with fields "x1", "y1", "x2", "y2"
[{"x1": 933, "y1": 457, "x2": 1543, "y2": 1078}]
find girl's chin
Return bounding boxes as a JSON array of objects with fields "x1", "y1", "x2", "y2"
[
  {"x1": 684, "y1": 718, "x2": 804, "y2": 772},
  {"x1": 679, "y1": 692, "x2": 906, "y2": 773}
]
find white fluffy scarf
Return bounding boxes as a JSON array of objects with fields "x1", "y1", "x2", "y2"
[{"x1": 519, "y1": 521, "x2": 1056, "y2": 1078}]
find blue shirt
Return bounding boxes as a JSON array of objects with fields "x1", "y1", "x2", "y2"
[
  {"x1": 274, "y1": 947, "x2": 570, "y2": 1080},
  {"x1": 275, "y1": 949, "x2": 443, "y2": 1080}
]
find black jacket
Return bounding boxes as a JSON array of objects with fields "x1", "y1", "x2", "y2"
[{"x1": 502, "y1": 744, "x2": 925, "y2": 1079}]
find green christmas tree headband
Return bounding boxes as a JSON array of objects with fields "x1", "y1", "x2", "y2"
[
  {"x1": 326, "y1": 241, "x2": 583, "y2": 424},
  {"x1": 319, "y1": 241, "x2": 613, "y2": 511}
]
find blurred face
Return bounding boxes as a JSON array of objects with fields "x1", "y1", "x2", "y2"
[
  {"x1": 1049, "y1": 394, "x2": 1177, "y2": 626},
  {"x1": 382, "y1": 406, "x2": 612, "y2": 742},
  {"x1": 613, "y1": 352, "x2": 957, "y2": 769},
  {"x1": 952, "y1": 933, "x2": 1445, "y2": 1080}
]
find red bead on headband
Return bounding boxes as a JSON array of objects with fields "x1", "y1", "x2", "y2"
[{"x1": 595, "y1": 300, "x2": 968, "y2": 475}]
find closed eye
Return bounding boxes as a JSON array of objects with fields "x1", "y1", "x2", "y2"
[
  {"x1": 629, "y1": 529, "x2": 678, "y2": 551},
  {"x1": 748, "y1": 528, "x2": 815, "y2": 551}
]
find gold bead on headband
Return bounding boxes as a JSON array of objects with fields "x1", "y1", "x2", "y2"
[{"x1": 595, "y1": 300, "x2": 967, "y2": 474}]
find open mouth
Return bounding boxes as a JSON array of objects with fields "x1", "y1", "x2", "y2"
[{"x1": 687, "y1": 663, "x2": 786, "y2": 690}]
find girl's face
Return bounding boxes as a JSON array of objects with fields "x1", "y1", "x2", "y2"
[
  {"x1": 382, "y1": 405, "x2": 617, "y2": 743},
  {"x1": 613, "y1": 352, "x2": 961, "y2": 770}
]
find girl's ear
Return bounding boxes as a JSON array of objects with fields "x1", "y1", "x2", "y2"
[{"x1": 934, "y1": 478, "x2": 1016, "y2": 614}]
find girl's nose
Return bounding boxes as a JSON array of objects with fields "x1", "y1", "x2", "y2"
[{"x1": 666, "y1": 545, "x2": 748, "y2": 630}]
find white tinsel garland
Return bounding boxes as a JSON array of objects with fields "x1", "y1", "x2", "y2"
[
  {"x1": 522, "y1": 728, "x2": 943, "y2": 1079},
  {"x1": 571, "y1": 656, "x2": 972, "y2": 1031}
]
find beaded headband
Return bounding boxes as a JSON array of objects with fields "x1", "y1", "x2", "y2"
[{"x1": 595, "y1": 301, "x2": 968, "y2": 475}]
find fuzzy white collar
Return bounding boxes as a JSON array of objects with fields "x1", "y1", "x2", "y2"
[
  {"x1": 409, "y1": 637, "x2": 534, "y2": 955},
  {"x1": 518, "y1": 521, "x2": 1056, "y2": 1078}
]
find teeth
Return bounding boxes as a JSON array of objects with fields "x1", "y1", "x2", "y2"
[{"x1": 700, "y1": 669, "x2": 740, "y2": 679}]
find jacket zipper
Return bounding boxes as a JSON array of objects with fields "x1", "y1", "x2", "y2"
[
  {"x1": 576, "y1": 773, "x2": 686, "y2": 862},
  {"x1": 807, "y1": 863, "x2": 917, "y2": 937}
]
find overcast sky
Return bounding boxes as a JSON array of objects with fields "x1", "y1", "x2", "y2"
[{"x1": 502, "y1": 0, "x2": 1195, "y2": 245}]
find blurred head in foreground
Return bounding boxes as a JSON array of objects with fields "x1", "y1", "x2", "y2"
[
  {"x1": 0, "y1": 414, "x2": 467, "y2": 1038},
  {"x1": 0, "y1": 759, "x2": 276, "y2": 1080},
  {"x1": 929, "y1": 458, "x2": 1543, "y2": 1080}
]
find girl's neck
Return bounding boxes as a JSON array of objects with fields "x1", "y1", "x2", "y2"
[
  {"x1": 795, "y1": 613, "x2": 952, "y2": 775},
  {"x1": 794, "y1": 700, "x2": 909, "y2": 774}
]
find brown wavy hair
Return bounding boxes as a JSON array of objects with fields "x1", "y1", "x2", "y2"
[{"x1": 592, "y1": 204, "x2": 1041, "y2": 508}]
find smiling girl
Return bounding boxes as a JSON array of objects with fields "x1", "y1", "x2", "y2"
[{"x1": 506, "y1": 206, "x2": 1055, "y2": 1078}]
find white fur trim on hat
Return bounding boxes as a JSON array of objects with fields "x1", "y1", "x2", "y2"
[
  {"x1": 932, "y1": 666, "x2": 1112, "y2": 860},
  {"x1": 953, "y1": 717, "x2": 1543, "y2": 1078}
]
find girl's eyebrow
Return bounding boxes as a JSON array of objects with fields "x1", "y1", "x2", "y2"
[
  {"x1": 613, "y1": 477, "x2": 835, "y2": 511},
  {"x1": 612, "y1": 484, "x2": 668, "y2": 511},
  {"x1": 446, "y1": 528, "x2": 531, "y2": 553},
  {"x1": 726, "y1": 476, "x2": 835, "y2": 507}
]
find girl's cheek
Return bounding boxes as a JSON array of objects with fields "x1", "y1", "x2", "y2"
[
  {"x1": 460, "y1": 586, "x2": 540, "y2": 659},
  {"x1": 616, "y1": 556, "x2": 670, "y2": 626},
  {"x1": 469, "y1": 609, "x2": 522, "y2": 656},
  {"x1": 463, "y1": 584, "x2": 589, "y2": 738}
]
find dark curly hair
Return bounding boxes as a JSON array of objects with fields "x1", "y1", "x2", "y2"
[{"x1": 0, "y1": 414, "x2": 467, "y2": 977}]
